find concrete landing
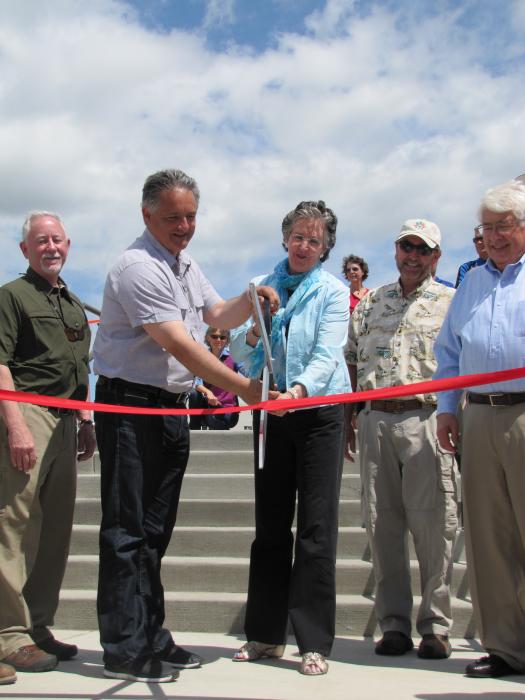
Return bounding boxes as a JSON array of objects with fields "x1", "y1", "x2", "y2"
[{"x1": 3, "y1": 631, "x2": 525, "y2": 700}]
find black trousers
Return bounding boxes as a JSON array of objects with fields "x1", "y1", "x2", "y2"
[
  {"x1": 245, "y1": 404, "x2": 344, "y2": 656},
  {"x1": 94, "y1": 379, "x2": 190, "y2": 666},
  {"x1": 188, "y1": 390, "x2": 239, "y2": 430}
]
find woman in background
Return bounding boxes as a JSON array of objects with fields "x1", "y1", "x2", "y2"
[
  {"x1": 188, "y1": 327, "x2": 241, "y2": 430},
  {"x1": 342, "y1": 254, "x2": 369, "y2": 314}
]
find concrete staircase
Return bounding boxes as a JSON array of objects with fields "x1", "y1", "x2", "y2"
[{"x1": 56, "y1": 429, "x2": 476, "y2": 637}]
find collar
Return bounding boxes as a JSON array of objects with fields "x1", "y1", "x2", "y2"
[
  {"x1": 23, "y1": 267, "x2": 69, "y2": 297},
  {"x1": 396, "y1": 273, "x2": 434, "y2": 299},
  {"x1": 143, "y1": 228, "x2": 193, "y2": 276},
  {"x1": 486, "y1": 251, "x2": 525, "y2": 276}
]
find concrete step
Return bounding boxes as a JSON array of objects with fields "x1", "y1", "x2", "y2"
[
  {"x1": 54, "y1": 590, "x2": 477, "y2": 638},
  {"x1": 70, "y1": 524, "x2": 467, "y2": 563},
  {"x1": 74, "y1": 498, "x2": 363, "y2": 527},
  {"x1": 76, "y1": 472, "x2": 361, "y2": 499},
  {"x1": 62, "y1": 554, "x2": 470, "y2": 597},
  {"x1": 79, "y1": 449, "x2": 362, "y2": 475}
]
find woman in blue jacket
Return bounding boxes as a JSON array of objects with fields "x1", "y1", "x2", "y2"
[{"x1": 230, "y1": 200, "x2": 351, "y2": 676}]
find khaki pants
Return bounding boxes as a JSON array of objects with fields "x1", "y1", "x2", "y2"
[
  {"x1": 358, "y1": 405, "x2": 458, "y2": 637},
  {"x1": 0, "y1": 403, "x2": 77, "y2": 656},
  {"x1": 462, "y1": 403, "x2": 525, "y2": 671}
]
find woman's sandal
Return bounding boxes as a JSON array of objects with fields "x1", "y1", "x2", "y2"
[
  {"x1": 299, "y1": 651, "x2": 329, "y2": 675},
  {"x1": 232, "y1": 641, "x2": 286, "y2": 662}
]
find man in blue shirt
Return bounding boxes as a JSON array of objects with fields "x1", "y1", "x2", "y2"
[
  {"x1": 454, "y1": 226, "x2": 488, "y2": 287},
  {"x1": 435, "y1": 179, "x2": 525, "y2": 678}
]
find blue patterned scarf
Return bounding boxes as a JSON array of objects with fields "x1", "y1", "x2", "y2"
[{"x1": 246, "y1": 258, "x2": 322, "y2": 388}]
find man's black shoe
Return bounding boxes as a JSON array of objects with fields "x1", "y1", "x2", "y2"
[
  {"x1": 158, "y1": 645, "x2": 203, "y2": 669},
  {"x1": 104, "y1": 658, "x2": 179, "y2": 683},
  {"x1": 375, "y1": 631, "x2": 414, "y2": 656},
  {"x1": 38, "y1": 637, "x2": 78, "y2": 661},
  {"x1": 466, "y1": 654, "x2": 517, "y2": 678}
]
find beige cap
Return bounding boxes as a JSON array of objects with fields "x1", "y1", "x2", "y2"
[{"x1": 395, "y1": 219, "x2": 441, "y2": 249}]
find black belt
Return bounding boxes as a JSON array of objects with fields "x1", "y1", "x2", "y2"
[
  {"x1": 467, "y1": 391, "x2": 525, "y2": 407},
  {"x1": 47, "y1": 407, "x2": 75, "y2": 416},
  {"x1": 369, "y1": 399, "x2": 435, "y2": 414},
  {"x1": 98, "y1": 376, "x2": 189, "y2": 407}
]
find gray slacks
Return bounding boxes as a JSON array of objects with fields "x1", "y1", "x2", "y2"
[
  {"x1": 462, "y1": 402, "x2": 525, "y2": 671},
  {"x1": 358, "y1": 405, "x2": 458, "y2": 637}
]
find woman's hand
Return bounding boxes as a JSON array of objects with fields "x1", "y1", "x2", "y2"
[{"x1": 202, "y1": 388, "x2": 222, "y2": 407}]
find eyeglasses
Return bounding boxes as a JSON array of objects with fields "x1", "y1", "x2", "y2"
[
  {"x1": 477, "y1": 221, "x2": 516, "y2": 235},
  {"x1": 472, "y1": 236, "x2": 484, "y2": 244},
  {"x1": 209, "y1": 334, "x2": 227, "y2": 340},
  {"x1": 289, "y1": 233, "x2": 323, "y2": 249},
  {"x1": 397, "y1": 240, "x2": 434, "y2": 256}
]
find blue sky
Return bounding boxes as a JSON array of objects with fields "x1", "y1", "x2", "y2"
[
  {"x1": 0, "y1": 0, "x2": 524, "y2": 314},
  {"x1": 125, "y1": 0, "x2": 324, "y2": 51}
]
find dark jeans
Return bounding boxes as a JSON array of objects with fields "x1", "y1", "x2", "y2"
[
  {"x1": 94, "y1": 379, "x2": 190, "y2": 666},
  {"x1": 245, "y1": 404, "x2": 344, "y2": 656},
  {"x1": 188, "y1": 390, "x2": 239, "y2": 430}
]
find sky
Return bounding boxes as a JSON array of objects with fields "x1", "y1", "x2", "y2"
[{"x1": 1, "y1": 0, "x2": 524, "y2": 314}]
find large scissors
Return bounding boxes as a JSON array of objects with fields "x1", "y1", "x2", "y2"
[{"x1": 248, "y1": 283, "x2": 275, "y2": 469}]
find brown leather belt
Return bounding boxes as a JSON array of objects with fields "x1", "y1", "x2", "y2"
[
  {"x1": 467, "y1": 391, "x2": 525, "y2": 407},
  {"x1": 369, "y1": 399, "x2": 434, "y2": 414}
]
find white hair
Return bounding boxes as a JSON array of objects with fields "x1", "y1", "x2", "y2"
[
  {"x1": 21, "y1": 211, "x2": 64, "y2": 241},
  {"x1": 479, "y1": 180, "x2": 525, "y2": 223}
]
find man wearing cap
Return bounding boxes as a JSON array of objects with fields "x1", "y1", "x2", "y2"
[
  {"x1": 346, "y1": 219, "x2": 458, "y2": 660},
  {"x1": 435, "y1": 179, "x2": 525, "y2": 678}
]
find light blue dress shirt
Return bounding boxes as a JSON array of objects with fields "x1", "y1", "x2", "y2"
[{"x1": 434, "y1": 253, "x2": 525, "y2": 414}]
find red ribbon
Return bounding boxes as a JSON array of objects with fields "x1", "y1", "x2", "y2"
[{"x1": 1, "y1": 366, "x2": 525, "y2": 416}]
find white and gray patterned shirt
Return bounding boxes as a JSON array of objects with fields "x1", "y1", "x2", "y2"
[{"x1": 345, "y1": 276, "x2": 454, "y2": 404}]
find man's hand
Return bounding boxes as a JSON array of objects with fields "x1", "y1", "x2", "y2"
[
  {"x1": 77, "y1": 422, "x2": 97, "y2": 462},
  {"x1": 238, "y1": 379, "x2": 280, "y2": 407},
  {"x1": 436, "y1": 412, "x2": 460, "y2": 453},
  {"x1": 344, "y1": 404, "x2": 356, "y2": 462},
  {"x1": 254, "y1": 285, "x2": 280, "y2": 315},
  {"x1": 268, "y1": 391, "x2": 294, "y2": 417},
  {"x1": 8, "y1": 419, "x2": 37, "y2": 472}
]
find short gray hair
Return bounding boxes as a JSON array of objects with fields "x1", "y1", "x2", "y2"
[
  {"x1": 142, "y1": 169, "x2": 200, "y2": 210},
  {"x1": 281, "y1": 200, "x2": 337, "y2": 262},
  {"x1": 480, "y1": 179, "x2": 525, "y2": 224},
  {"x1": 21, "y1": 211, "x2": 64, "y2": 241}
]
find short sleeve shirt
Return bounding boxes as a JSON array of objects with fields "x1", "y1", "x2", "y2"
[
  {"x1": 345, "y1": 276, "x2": 454, "y2": 404},
  {"x1": 0, "y1": 268, "x2": 90, "y2": 399},
  {"x1": 93, "y1": 229, "x2": 222, "y2": 392}
]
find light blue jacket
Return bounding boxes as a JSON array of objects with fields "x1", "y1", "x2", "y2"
[{"x1": 230, "y1": 270, "x2": 351, "y2": 397}]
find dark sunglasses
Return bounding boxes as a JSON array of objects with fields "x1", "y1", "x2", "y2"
[
  {"x1": 472, "y1": 236, "x2": 484, "y2": 244},
  {"x1": 397, "y1": 240, "x2": 434, "y2": 256},
  {"x1": 209, "y1": 334, "x2": 227, "y2": 340}
]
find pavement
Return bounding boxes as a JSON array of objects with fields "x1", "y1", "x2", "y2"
[{"x1": 2, "y1": 631, "x2": 525, "y2": 700}]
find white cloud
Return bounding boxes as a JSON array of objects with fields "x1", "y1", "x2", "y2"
[{"x1": 0, "y1": 0, "x2": 523, "y2": 303}]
